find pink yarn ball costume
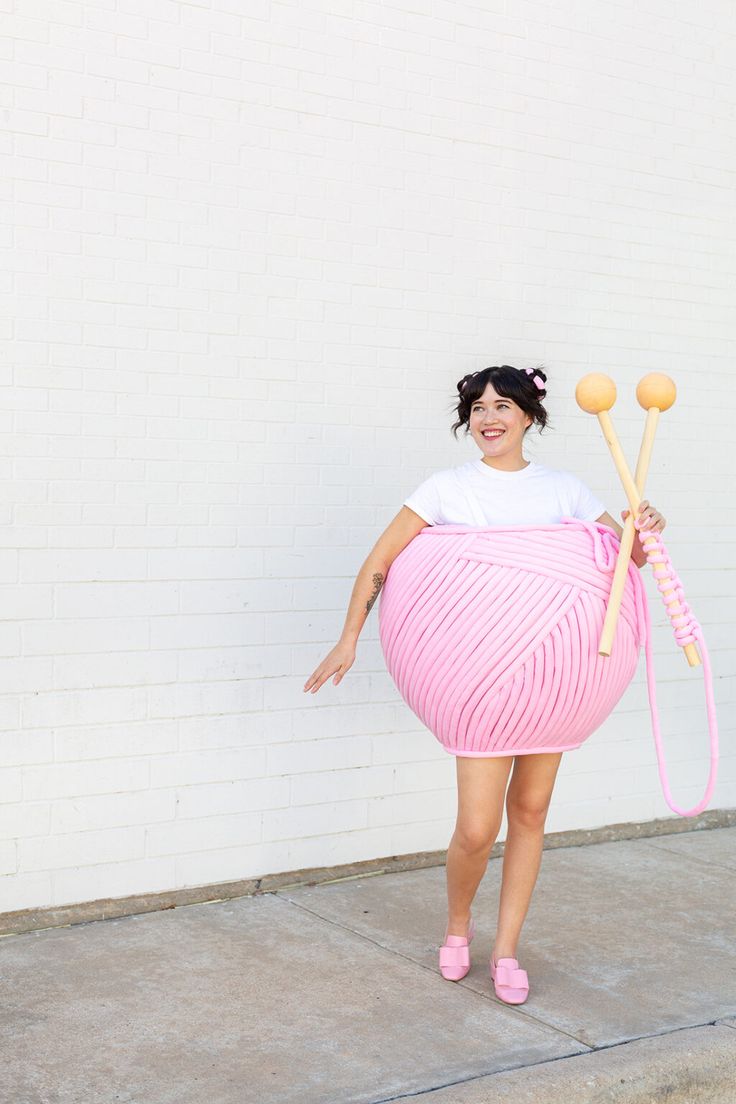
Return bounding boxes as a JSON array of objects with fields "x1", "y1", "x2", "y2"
[{"x1": 378, "y1": 517, "x2": 719, "y2": 817}]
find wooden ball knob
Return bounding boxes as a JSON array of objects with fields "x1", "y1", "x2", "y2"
[
  {"x1": 575, "y1": 373, "x2": 617, "y2": 414},
  {"x1": 636, "y1": 372, "x2": 676, "y2": 412}
]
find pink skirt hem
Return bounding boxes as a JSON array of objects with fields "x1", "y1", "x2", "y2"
[{"x1": 442, "y1": 740, "x2": 582, "y2": 757}]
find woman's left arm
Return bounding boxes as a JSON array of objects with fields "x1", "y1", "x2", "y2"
[{"x1": 594, "y1": 499, "x2": 667, "y2": 569}]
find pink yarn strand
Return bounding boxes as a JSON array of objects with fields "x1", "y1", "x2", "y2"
[{"x1": 633, "y1": 528, "x2": 720, "y2": 817}]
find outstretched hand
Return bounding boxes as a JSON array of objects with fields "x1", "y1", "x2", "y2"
[{"x1": 303, "y1": 640, "x2": 356, "y2": 694}]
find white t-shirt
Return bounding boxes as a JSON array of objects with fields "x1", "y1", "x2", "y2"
[{"x1": 402, "y1": 458, "x2": 607, "y2": 527}]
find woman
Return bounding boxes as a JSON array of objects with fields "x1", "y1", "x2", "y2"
[{"x1": 303, "y1": 365, "x2": 666, "y2": 1005}]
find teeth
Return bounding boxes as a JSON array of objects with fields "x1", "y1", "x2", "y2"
[{"x1": 482, "y1": 431, "x2": 503, "y2": 438}]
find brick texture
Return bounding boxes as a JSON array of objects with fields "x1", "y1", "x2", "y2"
[{"x1": 2, "y1": 1, "x2": 734, "y2": 912}]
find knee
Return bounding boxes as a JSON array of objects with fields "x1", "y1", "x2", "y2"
[
  {"x1": 506, "y1": 794, "x2": 550, "y2": 831},
  {"x1": 454, "y1": 820, "x2": 500, "y2": 854}
]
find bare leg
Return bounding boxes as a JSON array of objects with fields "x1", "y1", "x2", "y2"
[
  {"x1": 445, "y1": 755, "x2": 514, "y2": 936},
  {"x1": 492, "y1": 751, "x2": 563, "y2": 960}
]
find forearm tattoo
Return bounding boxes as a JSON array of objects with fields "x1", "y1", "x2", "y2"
[{"x1": 365, "y1": 572, "x2": 384, "y2": 615}]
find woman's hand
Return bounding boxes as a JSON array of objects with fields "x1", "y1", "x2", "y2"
[
  {"x1": 621, "y1": 499, "x2": 666, "y2": 534},
  {"x1": 303, "y1": 639, "x2": 357, "y2": 694}
]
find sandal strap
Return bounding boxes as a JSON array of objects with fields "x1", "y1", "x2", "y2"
[
  {"x1": 439, "y1": 944, "x2": 470, "y2": 968},
  {"x1": 495, "y1": 961, "x2": 528, "y2": 989}
]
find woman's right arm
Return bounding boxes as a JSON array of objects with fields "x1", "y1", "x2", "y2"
[{"x1": 303, "y1": 505, "x2": 430, "y2": 694}]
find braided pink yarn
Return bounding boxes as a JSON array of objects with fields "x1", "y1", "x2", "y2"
[
  {"x1": 378, "y1": 518, "x2": 718, "y2": 818},
  {"x1": 635, "y1": 521, "x2": 698, "y2": 645}
]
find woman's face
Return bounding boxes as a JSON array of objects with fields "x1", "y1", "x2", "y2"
[{"x1": 468, "y1": 384, "x2": 533, "y2": 460}]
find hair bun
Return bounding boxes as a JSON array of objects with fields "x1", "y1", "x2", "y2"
[
  {"x1": 523, "y1": 367, "x2": 547, "y2": 393},
  {"x1": 457, "y1": 372, "x2": 477, "y2": 393}
]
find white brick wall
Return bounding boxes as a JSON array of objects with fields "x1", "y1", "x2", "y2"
[{"x1": 2, "y1": 1, "x2": 734, "y2": 914}]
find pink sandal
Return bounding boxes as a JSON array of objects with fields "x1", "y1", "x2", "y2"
[
  {"x1": 439, "y1": 916, "x2": 476, "y2": 981},
  {"x1": 490, "y1": 954, "x2": 529, "y2": 1004}
]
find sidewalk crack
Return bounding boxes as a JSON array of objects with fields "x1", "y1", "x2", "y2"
[
  {"x1": 364, "y1": 1020, "x2": 735, "y2": 1104},
  {"x1": 277, "y1": 894, "x2": 597, "y2": 1049},
  {"x1": 638, "y1": 837, "x2": 736, "y2": 873}
]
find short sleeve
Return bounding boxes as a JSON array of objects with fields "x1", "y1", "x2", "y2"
[
  {"x1": 402, "y1": 473, "x2": 442, "y2": 526},
  {"x1": 570, "y1": 476, "x2": 606, "y2": 522}
]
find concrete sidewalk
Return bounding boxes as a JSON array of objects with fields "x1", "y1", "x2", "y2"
[{"x1": 1, "y1": 827, "x2": 735, "y2": 1104}]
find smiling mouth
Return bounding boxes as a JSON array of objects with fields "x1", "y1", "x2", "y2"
[{"x1": 481, "y1": 430, "x2": 505, "y2": 439}]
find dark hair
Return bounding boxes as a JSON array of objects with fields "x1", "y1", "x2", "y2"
[{"x1": 449, "y1": 364, "x2": 550, "y2": 439}]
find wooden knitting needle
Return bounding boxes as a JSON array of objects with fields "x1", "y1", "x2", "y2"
[
  {"x1": 592, "y1": 374, "x2": 668, "y2": 657},
  {"x1": 575, "y1": 372, "x2": 700, "y2": 667},
  {"x1": 575, "y1": 374, "x2": 634, "y2": 655},
  {"x1": 634, "y1": 373, "x2": 700, "y2": 667},
  {"x1": 599, "y1": 418, "x2": 648, "y2": 657}
]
